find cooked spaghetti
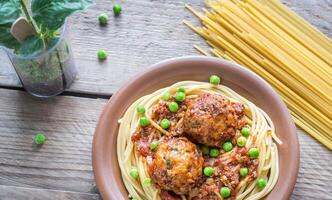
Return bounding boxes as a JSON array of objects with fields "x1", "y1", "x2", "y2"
[
  {"x1": 117, "y1": 77, "x2": 281, "y2": 200},
  {"x1": 183, "y1": 0, "x2": 332, "y2": 150}
]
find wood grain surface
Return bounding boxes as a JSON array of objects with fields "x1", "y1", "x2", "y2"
[
  {"x1": 0, "y1": 0, "x2": 331, "y2": 199},
  {"x1": 0, "y1": 88, "x2": 331, "y2": 199},
  {"x1": 0, "y1": 0, "x2": 331, "y2": 95},
  {"x1": 0, "y1": 88, "x2": 105, "y2": 199}
]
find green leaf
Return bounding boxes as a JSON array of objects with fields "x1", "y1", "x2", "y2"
[
  {"x1": 0, "y1": 23, "x2": 20, "y2": 50},
  {"x1": 0, "y1": 0, "x2": 21, "y2": 50},
  {"x1": 31, "y1": 0, "x2": 93, "y2": 31},
  {"x1": 18, "y1": 36, "x2": 44, "y2": 56},
  {"x1": 0, "y1": 0, "x2": 21, "y2": 24}
]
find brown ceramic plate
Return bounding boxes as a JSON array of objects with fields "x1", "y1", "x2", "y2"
[{"x1": 92, "y1": 56, "x2": 299, "y2": 200}]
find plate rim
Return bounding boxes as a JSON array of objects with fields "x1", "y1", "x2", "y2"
[{"x1": 92, "y1": 56, "x2": 300, "y2": 200}]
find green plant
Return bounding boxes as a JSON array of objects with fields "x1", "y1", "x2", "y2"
[{"x1": 0, "y1": 0, "x2": 93, "y2": 56}]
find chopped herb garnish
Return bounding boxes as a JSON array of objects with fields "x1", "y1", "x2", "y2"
[
  {"x1": 166, "y1": 159, "x2": 171, "y2": 169},
  {"x1": 172, "y1": 147, "x2": 179, "y2": 151}
]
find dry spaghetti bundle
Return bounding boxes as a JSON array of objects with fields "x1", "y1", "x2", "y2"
[{"x1": 184, "y1": 0, "x2": 332, "y2": 150}]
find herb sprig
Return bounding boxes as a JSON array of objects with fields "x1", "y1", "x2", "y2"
[{"x1": 0, "y1": 0, "x2": 93, "y2": 56}]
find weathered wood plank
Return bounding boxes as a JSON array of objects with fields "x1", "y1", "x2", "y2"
[
  {"x1": 291, "y1": 130, "x2": 332, "y2": 200},
  {"x1": 0, "y1": 88, "x2": 331, "y2": 199},
  {"x1": 0, "y1": 0, "x2": 331, "y2": 95},
  {"x1": 0, "y1": 185, "x2": 101, "y2": 200},
  {"x1": 0, "y1": 88, "x2": 106, "y2": 195}
]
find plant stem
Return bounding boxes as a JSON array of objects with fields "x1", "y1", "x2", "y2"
[
  {"x1": 19, "y1": 0, "x2": 47, "y2": 49},
  {"x1": 19, "y1": 0, "x2": 40, "y2": 36},
  {"x1": 19, "y1": 0, "x2": 33, "y2": 23}
]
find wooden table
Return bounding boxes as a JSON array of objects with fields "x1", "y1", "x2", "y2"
[{"x1": 0, "y1": 0, "x2": 331, "y2": 199}]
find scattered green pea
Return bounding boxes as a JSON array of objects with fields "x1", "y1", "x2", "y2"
[
  {"x1": 248, "y1": 148, "x2": 259, "y2": 159},
  {"x1": 136, "y1": 105, "x2": 145, "y2": 114},
  {"x1": 160, "y1": 119, "x2": 171, "y2": 129},
  {"x1": 209, "y1": 148, "x2": 220, "y2": 157},
  {"x1": 256, "y1": 178, "x2": 267, "y2": 189},
  {"x1": 34, "y1": 132, "x2": 46, "y2": 145},
  {"x1": 168, "y1": 102, "x2": 179, "y2": 113},
  {"x1": 201, "y1": 146, "x2": 210, "y2": 155},
  {"x1": 209, "y1": 75, "x2": 221, "y2": 85},
  {"x1": 241, "y1": 127, "x2": 251, "y2": 137},
  {"x1": 203, "y1": 167, "x2": 215, "y2": 177},
  {"x1": 129, "y1": 168, "x2": 139, "y2": 179},
  {"x1": 219, "y1": 187, "x2": 231, "y2": 198},
  {"x1": 98, "y1": 13, "x2": 108, "y2": 25},
  {"x1": 175, "y1": 92, "x2": 186, "y2": 102},
  {"x1": 223, "y1": 142, "x2": 233, "y2": 152},
  {"x1": 239, "y1": 167, "x2": 248, "y2": 177},
  {"x1": 162, "y1": 92, "x2": 171, "y2": 100},
  {"x1": 178, "y1": 87, "x2": 186, "y2": 93},
  {"x1": 113, "y1": 3, "x2": 122, "y2": 16},
  {"x1": 143, "y1": 178, "x2": 152, "y2": 186},
  {"x1": 139, "y1": 117, "x2": 150, "y2": 127},
  {"x1": 237, "y1": 136, "x2": 247, "y2": 147},
  {"x1": 97, "y1": 49, "x2": 107, "y2": 60},
  {"x1": 150, "y1": 141, "x2": 158, "y2": 150}
]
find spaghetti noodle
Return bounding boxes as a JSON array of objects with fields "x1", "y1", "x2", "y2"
[
  {"x1": 117, "y1": 79, "x2": 280, "y2": 200},
  {"x1": 184, "y1": 0, "x2": 332, "y2": 150}
]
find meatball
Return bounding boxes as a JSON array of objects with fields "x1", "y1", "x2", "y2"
[
  {"x1": 149, "y1": 137, "x2": 204, "y2": 195},
  {"x1": 192, "y1": 182, "x2": 220, "y2": 200},
  {"x1": 183, "y1": 93, "x2": 245, "y2": 147}
]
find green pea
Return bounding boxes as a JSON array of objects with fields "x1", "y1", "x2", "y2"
[
  {"x1": 201, "y1": 146, "x2": 210, "y2": 155},
  {"x1": 209, "y1": 148, "x2": 220, "y2": 157},
  {"x1": 160, "y1": 119, "x2": 171, "y2": 129},
  {"x1": 34, "y1": 132, "x2": 46, "y2": 145},
  {"x1": 98, "y1": 13, "x2": 108, "y2": 25},
  {"x1": 248, "y1": 148, "x2": 259, "y2": 159},
  {"x1": 241, "y1": 127, "x2": 251, "y2": 137},
  {"x1": 178, "y1": 87, "x2": 186, "y2": 93},
  {"x1": 239, "y1": 167, "x2": 248, "y2": 177},
  {"x1": 219, "y1": 187, "x2": 231, "y2": 198},
  {"x1": 223, "y1": 142, "x2": 233, "y2": 152},
  {"x1": 143, "y1": 178, "x2": 152, "y2": 186},
  {"x1": 150, "y1": 141, "x2": 158, "y2": 150},
  {"x1": 175, "y1": 92, "x2": 186, "y2": 102},
  {"x1": 162, "y1": 92, "x2": 171, "y2": 100},
  {"x1": 237, "y1": 136, "x2": 247, "y2": 147},
  {"x1": 113, "y1": 3, "x2": 122, "y2": 16},
  {"x1": 256, "y1": 178, "x2": 267, "y2": 189},
  {"x1": 129, "y1": 168, "x2": 139, "y2": 179},
  {"x1": 203, "y1": 167, "x2": 215, "y2": 177},
  {"x1": 139, "y1": 117, "x2": 150, "y2": 127},
  {"x1": 97, "y1": 49, "x2": 107, "y2": 60},
  {"x1": 136, "y1": 105, "x2": 145, "y2": 114},
  {"x1": 209, "y1": 75, "x2": 221, "y2": 85},
  {"x1": 168, "y1": 102, "x2": 179, "y2": 113}
]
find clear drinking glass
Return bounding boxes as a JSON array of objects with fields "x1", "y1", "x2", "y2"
[{"x1": 3, "y1": 24, "x2": 76, "y2": 98}]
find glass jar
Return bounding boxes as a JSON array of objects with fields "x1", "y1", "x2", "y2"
[{"x1": 3, "y1": 24, "x2": 76, "y2": 98}]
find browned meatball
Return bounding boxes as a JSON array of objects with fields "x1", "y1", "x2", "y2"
[
  {"x1": 183, "y1": 93, "x2": 245, "y2": 147},
  {"x1": 192, "y1": 182, "x2": 220, "y2": 200},
  {"x1": 149, "y1": 137, "x2": 204, "y2": 195}
]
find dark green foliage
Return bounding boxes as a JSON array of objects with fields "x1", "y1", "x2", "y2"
[
  {"x1": 31, "y1": 0, "x2": 93, "y2": 31},
  {"x1": 0, "y1": 0, "x2": 93, "y2": 56},
  {"x1": 0, "y1": 24, "x2": 21, "y2": 50},
  {"x1": 0, "y1": 0, "x2": 21, "y2": 51},
  {"x1": 0, "y1": 0, "x2": 21, "y2": 24},
  {"x1": 18, "y1": 36, "x2": 44, "y2": 56}
]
